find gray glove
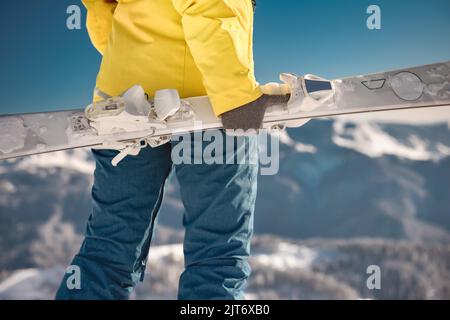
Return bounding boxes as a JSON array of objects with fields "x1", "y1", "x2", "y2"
[{"x1": 221, "y1": 94, "x2": 290, "y2": 133}]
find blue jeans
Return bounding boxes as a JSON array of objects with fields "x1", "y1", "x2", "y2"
[{"x1": 55, "y1": 131, "x2": 258, "y2": 300}]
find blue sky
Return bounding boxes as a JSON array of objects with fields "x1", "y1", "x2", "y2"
[{"x1": 0, "y1": 0, "x2": 449, "y2": 114}]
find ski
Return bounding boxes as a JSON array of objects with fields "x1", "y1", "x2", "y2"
[{"x1": 0, "y1": 61, "x2": 449, "y2": 162}]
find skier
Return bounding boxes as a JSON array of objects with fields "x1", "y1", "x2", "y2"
[{"x1": 56, "y1": 0, "x2": 280, "y2": 299}]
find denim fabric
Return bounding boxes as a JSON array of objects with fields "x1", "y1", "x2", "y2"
[{"x1": 55, "y1": 131, "x2": 258, "y2": 300}]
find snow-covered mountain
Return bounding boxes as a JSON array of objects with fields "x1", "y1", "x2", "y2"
[
  {"x1": 1, "y1": 115, "x2": 450, "y2": 299},
  {"x1": 254, "y1": 118, "x2": 450, "y2": 241},
  {"x1": 1, "y1": 235, "x2": 449, "y2": 300}
]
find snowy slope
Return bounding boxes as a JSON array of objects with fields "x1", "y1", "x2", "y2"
[{"x1": 1, "y1": 237, "x2": 449, "y2": 300}]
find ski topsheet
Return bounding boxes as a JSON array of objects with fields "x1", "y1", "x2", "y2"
[{"x1": 0, "y1": 61, "x2": 449, "y2": 161}]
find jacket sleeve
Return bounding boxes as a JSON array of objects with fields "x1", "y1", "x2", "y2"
[
  {"x1": 172, "y1": 0, "x2": 262, "y2": 116},
  {"x1": 82, "y1": 0, "x2": 118, "y2": 55}
]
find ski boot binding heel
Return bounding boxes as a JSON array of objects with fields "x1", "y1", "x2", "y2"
[
  {"x1": 152, "y1": 89, "x2": 195, "y2": 123},
  {"x1": 86, "y1": 86, "x2": 197, "y2": 166}
]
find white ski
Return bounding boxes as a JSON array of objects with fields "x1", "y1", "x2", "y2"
[{"x1": 0, "y1": 61, "x2": 449, "y2": 163}]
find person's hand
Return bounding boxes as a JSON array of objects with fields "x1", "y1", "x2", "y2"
[{"x1": 221, "y1": 94, "x2": 289, "y2": 134}]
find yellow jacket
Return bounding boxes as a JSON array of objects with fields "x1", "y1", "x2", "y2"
[{"x1": 82, "y1": 0, "x2": 262, "y2": 116}]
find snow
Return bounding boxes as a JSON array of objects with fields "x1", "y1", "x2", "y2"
[
  {"x1": 332, "y1": 119, "x2": 450, "y2": 161},
  {"x1": 436, "y1": 143, "x2": 450, "y2": 155},
  {"x1": 0, "y1": 242, "x2": 324, "y2": 300},
  {"x1": 425, "y1": 64, "x2": 450, "y2": 100},
  {"x1": 0, "y1": 267, "x2": 64, "y2": 300},
  {"x1": 148, "y1": 244, "x2": 183, "y2": 262},
  {"x1": 0, "y1": 180, "x2": 16, "y2": 193},
  {"x1": 14, "y1": 149, "x2": 95, "y2": 175},
  {"x1": 277, "y1": 131, "x2": 317, "y2": 153},
  {"x1": 425, "y1": 82, "x2": 450, "y2": 100},
  {"x1": 252, "y1": 242, "x2": 319, "y2": 271},
  {"x1": 147, "y1": 242, "x2": 321, "y2": 272},
  {"x1": 0, "y1": 117, "x2": 27, "y2": 154}
]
